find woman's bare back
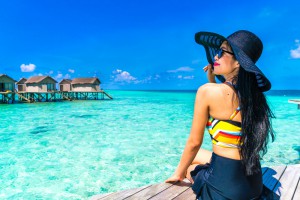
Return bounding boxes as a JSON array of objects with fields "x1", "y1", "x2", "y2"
[{"x1": 207, "y1": 83, "x2": 242, "y2": 160}]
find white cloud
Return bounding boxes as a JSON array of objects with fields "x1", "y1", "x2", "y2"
[
  {"x1": 290, "y1": 40, "x2": 300, "y2": 59},
  {"x1": 64, "y1": 74, "x2": 71, "y2": 79},
  {"x1": 113, "y1": 69, "x2": 123, "y2": 74},
  {"x1": 38, "y1": 73, "x2": 43, "y2": 76},
  {"x1": 291, "y1": 47, "x2": 300, "y2": 58},
  {"x1": 56, "y1": 73, "x2": 63, "y2": 79},
  {"x1": 144, "y1": 76, "x2": 152, "y2": 81},
  {"x1": 183, "y1": 75, "x2": 194, "y2": 80},
  {"x1": 111, "y1": 69, "x2": 161, "y2": 85},
  {"x1": 167, "y1": 66, "x2": 194, "y2": 73},
  {"x1": 49, "y1": 70, "x2": 53, "y2": 74},
  {"x1": 134, "y1": 74, "x2": 161, "y2": 84},
  {"x1": 113, "y1": 69, "x2": 137, "y2": 83},
  {"x1": 154, "y1": 74, "x2": 160, "y2": 79},
  {"x1": 137, "y1": 76, "x2": 152, "y2": 84},
  {"x1": 20, "y1": 63, "x2": 36, "y2": 72},
  {"x1": 68, "y1": 69, "x2": 75, "y2": 73},
  {"x1": 177, "y1": 75, "x2": 194, "y2": 80}
]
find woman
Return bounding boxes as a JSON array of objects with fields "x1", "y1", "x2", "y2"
[{"x1": 165, "y1": 30, "x2": 275, "y2": 200}]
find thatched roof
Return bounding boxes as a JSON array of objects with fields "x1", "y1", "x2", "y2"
[
  {"x1": 25, "y1": 76, "x2": 57, "y2": 84},
  {"x1": 59, "y1": 79, "x2": 72, "y2": 84},
  {"x1": 0, "y1": 74, "x2": 17, "y2": 82},
  {"x1": 71, "y1": 77, "x2": 101, "y2": 85},
  {"x1": 16, "y1": 78, "x2": 27, "y2": 84}
]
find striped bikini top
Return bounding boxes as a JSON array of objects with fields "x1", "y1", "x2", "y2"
[
  {"x1": 206, "y1": 81, "x2": 242, "y2": 148},
  {"x1": 206, "y1": 107, "x2": 242, "y2": 148}
]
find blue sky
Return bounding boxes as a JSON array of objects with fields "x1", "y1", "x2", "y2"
[{"x1": 0, "y1": 0, "x2": 299, "y2": 90}]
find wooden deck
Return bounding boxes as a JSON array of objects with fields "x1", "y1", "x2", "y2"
[
  {"x1": 0, "y1": 90, "x2": 113, "y2": 104},
  {"x1": 91, "y1": 164, "x2": 300, "y2": 200},
  {"x1": 288, "y1": 99, "x2": 300, "y2": 109}
]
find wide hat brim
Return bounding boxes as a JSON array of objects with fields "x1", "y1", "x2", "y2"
[{"x1": 195, "y1": 31, "x2": 271, "y2": 92}]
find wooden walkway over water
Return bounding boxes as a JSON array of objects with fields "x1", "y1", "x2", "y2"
[
  {"x1": 0, "y1": 90, "x2": 113, "y2": 104},
  {"x1": 288, "y1": 99, "x2": 300, "y2": 109},
  {"x1": 91, "y1": 164, "x2": 300, "y2": 200}
]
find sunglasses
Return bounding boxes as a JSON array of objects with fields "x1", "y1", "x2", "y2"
[{"x1": 216, "y1": 48, "x2": 234, "y2": 59}]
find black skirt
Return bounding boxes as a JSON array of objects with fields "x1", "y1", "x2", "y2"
[{"x1": 190, "y1": 153, "x2": 263, "y2": 200}]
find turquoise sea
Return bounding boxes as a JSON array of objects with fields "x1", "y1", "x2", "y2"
[{"x1": 0, "y1": 90, "x2": 299, "y2": 199}]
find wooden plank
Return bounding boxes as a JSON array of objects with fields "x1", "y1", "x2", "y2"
[
  {"x1": 62, "y1": 93, "x2": 72, "y2": 101},
  {"x1": 103, "y1": 91, "x2": 113, "y2": 99},
  {"x1": 90, "y1": 192, "x2": 113, "y2": 200},
  {"x1": 288, "y1": 99, "x2": 300, "y2": 109},
  {"x1": 149, "y1": 179, "x2": 191, "y2": 200},
  {"x1": 91, "y1": 165, "x2": 300, "y2": 200},
  {"x1": 173, "y1": 188, "x2": 196, "y2": 200},
  {"x1": 263, "y1": 165, "x2": 286, "y2": 191},
  {"x1": 292, "y1": 176, "x2": 300, "y2": 200},
  {"x1": 125, "y1": 182, "x2": 173, "y2": 199},
  {"x1": 99, "y1": 185, "x2": 151, "y2": 200},
  {"x1": 14, "y1": 90, "x2": 31, "y2": 102},
  {"x1": 288, "y1": 99, "x2": 300, "y2": 104},
  {"x1": 273, "y1": 164, "x2": 300, "y2": 199}
]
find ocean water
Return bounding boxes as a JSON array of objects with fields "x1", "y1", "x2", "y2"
[{"x1": 0, "y1": 90, "x2": 299, "y2": 199}]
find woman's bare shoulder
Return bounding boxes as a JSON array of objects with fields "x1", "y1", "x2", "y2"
[
  {"x1": 198, "y1": 83, "x2": 222, "y2": 89},
  {"x1": 196, "y1": 83, "x2": 223, "y2": 99}
]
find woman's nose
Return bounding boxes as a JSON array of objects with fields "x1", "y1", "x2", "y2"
[{"x1": 214, "y1": 54, "x2": 219, "y2": 61}]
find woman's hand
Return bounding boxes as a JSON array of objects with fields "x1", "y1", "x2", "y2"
[
  {"x1": 165, "y1": 173, "x2": 185, "y2": 183},
  {"x1": 203, "y1": 64, "x2": 216, "y2": 83},
  {"x1": 203, "y1": 64, "x2": 211, "y2": 72}
]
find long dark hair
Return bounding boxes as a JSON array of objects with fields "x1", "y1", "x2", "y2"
[{"x1": 235, "y1": 67, "x2": 275, "y2": 176}]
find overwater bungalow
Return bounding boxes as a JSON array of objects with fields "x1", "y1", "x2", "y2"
[
  {"x1": 16, "y1": 78, "x2": 28, "y2": 92},
  {"x1": 71, "y1": 77, "x2": 101, "y2": 92},
  {"x1": 0, "y1": 75, "x2": 112, "y2": 104},
  {"x1": 25, "y1": 76, "x2": 57, "y2": 92},
  {"x1": 59, "y1": 79, "x2": 72, "y2": 92},
  {"x1": 0, "y1": 74, "x2": 17, "y2": 92}
]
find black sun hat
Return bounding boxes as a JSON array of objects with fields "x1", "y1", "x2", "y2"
[{"x1": 195, "y1": 30, "x2": 271, "y2": 92}]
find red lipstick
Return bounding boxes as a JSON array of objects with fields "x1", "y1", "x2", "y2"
[{"x1": 214, "y1": 62, "x2": 220, "y2": 67}]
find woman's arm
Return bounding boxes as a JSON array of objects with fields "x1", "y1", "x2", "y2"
[
  {"x1": 165, "y1": 85, "x2": 210, "y2": 182},
  {"x1": 203, "y1": 64, "x2": 216, "y2": 83}
]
